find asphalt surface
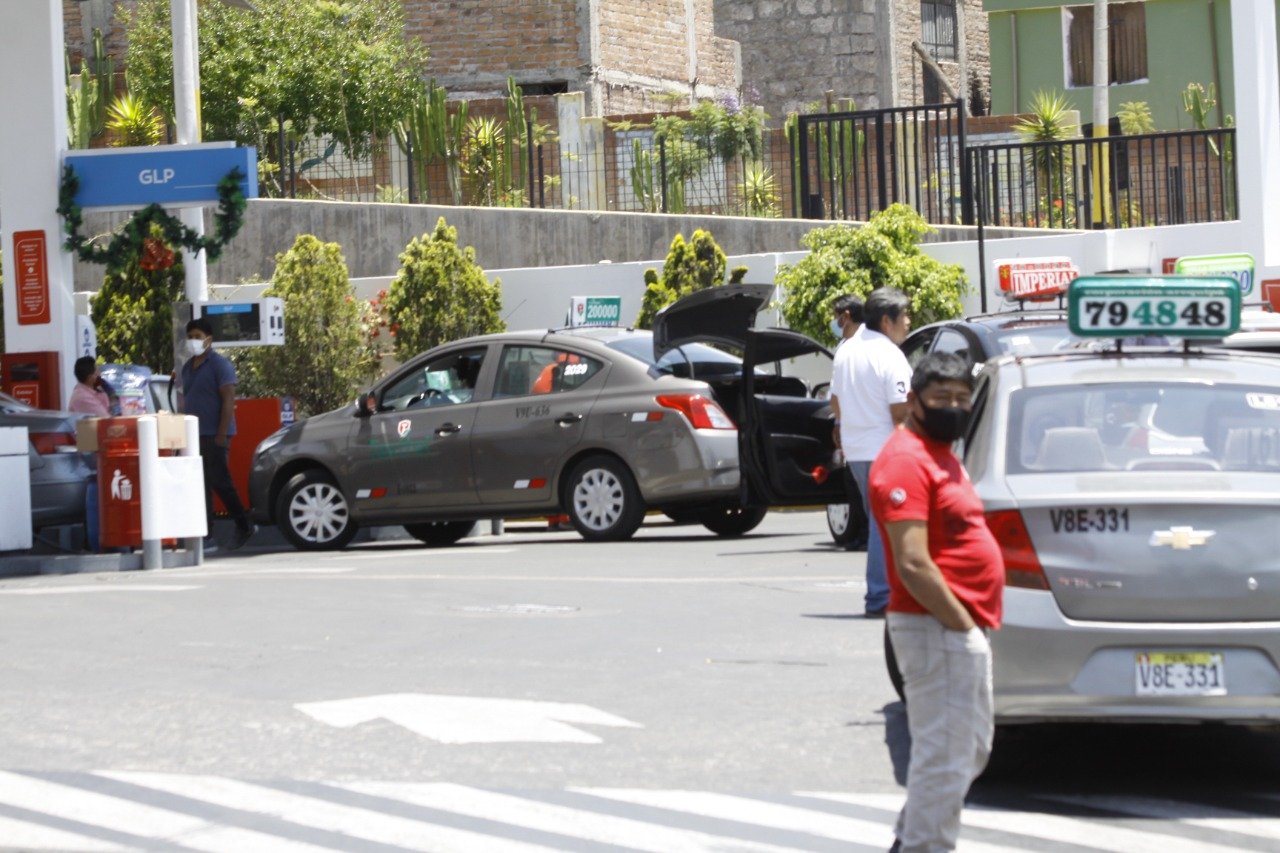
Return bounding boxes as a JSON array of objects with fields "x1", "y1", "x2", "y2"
[{"x1": 1, "y1": 511, "x2": 1278, "y2": 851}]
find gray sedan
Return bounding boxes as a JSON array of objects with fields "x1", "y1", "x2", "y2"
[
  {"x1": 249, "y1": 285, "x2": 847, "y2": 550},
  {"x1": 966, "y1": 348, "x2": 1280, "y2": 724}
]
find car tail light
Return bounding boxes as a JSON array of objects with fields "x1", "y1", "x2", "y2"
[
  {"x1": 655, "y1": 394, "x2": 735, "y2": 429},
  {"x1": 984, "y1": 509, "x2": 1049, "y2": 590},
  {"x1": 29, "y1": 431, "x2": 77, "y2": 455},
  {"x1": 810, "y1": 465, "x2": 829, "y2": 484}
]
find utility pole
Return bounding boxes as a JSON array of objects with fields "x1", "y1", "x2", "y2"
[{"x1": 1091, "y1": 0, "x2": 1111, "y2": 227}]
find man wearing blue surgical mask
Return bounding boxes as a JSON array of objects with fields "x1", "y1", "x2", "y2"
[
  {"x1": 181, "y1": 317, "x2": 255, "y2": 552},
  {"x1": 829, "y1": 293, "x2": 863, "y2": 348}
]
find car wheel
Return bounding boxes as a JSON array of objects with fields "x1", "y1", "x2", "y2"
[
  {"x1": 276, "y1": 470, "x2": 358, "y2": 551},
  {"x1": 565, "y1": 455, "x2": 645, "y2": 542},
  {"x1": 885, "y1": 624, "x2": 905, "y2": 704},
  {"x1": 827, "y1": 502, "x2": 868, "y2": 550},
  {"x1": 405, "y1": 520, "x2": 474, "y2": 547},
  {"x1": 699, "y1": 504, "x2": 767, "y2": 537}
]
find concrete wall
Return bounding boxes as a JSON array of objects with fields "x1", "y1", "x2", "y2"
[{"x1": 76, "y1": 200, "x2": 1043, "y2": 290}]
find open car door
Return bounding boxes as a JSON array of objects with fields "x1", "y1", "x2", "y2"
[{"x1": 741, "y1": 328, "x2": 848, "y2": 506}]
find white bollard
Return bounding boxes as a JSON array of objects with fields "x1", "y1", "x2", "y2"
[
  {"x1": 136, "y1": 416, "x2": 162, "y2": 570},
  {"x1": 180, "y1": 416, "x2": 203, "y2": 565}
]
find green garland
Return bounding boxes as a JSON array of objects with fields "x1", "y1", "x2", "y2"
[{"x1": 57, "y1": 164, "x2": 248, "y2": 269}]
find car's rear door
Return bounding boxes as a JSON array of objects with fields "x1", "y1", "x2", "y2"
[
  {"x1": 470, "y1": 343, "x2": 607, "y2": 506},
  {"x1": 740, "y1": 328, "x2": 847, "y2": 506}
]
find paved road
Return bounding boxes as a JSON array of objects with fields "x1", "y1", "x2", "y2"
[{"x1": 1, "y1": 511, "x2": 1277, "y2": 851}]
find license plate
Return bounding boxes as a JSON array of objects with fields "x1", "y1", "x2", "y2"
[{"x1": 1135, "y1": 652, "x2": 1226, "y2": 696}]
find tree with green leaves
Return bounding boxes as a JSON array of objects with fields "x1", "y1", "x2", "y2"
[
  {"x1": 238, "y1": 235, "x2": 375, "y2": 417},
  {"x1": 776, "y1": 204, "x2": 968, "y2": 346},
  {"x1": 122, "y1": 0, "x2": 427, "y2": 173},
  {"x1": 90, "y1": 233, "x2": 185, "y2": 373},
  {"x1": 382, "y1": 218, "x2": 504, "y2": 360},
  {"x1": 635, "y1": 230, "x2": 746, "y2": 329}
]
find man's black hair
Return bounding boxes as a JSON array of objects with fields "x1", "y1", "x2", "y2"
[
  {"x1": 911, "y1": 352, "x2": 974, "y2": 396},
  {"x1": 832, "y1": 294, "x2": 864, "y2": 325},
  {"x1": 73, "y1": 355, "x2": 98, "y2": 383},
  {"x1": 863, "y1": 287, "x2": 910, "y2": 335},
  {"x1": 186, "y1": 317, "x2": 214, "y2": 336}
]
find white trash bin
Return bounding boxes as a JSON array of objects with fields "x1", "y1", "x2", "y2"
[{"x1": 0, "y1": 427, "x2": 32, "y2": 551}]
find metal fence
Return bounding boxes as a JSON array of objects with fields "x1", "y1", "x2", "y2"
[
  {"x1": 258, "y1": 110, "x2": 1237, "y2": 232},
  {"x1": 793, "y1": 101, "x2": 971, "y2": 224},
  {"x1": 968, "y1": 128, "x2": 1237, "y2": 230}
]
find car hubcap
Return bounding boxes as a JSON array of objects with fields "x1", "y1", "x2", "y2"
[
  {"x1": 288, "y1": 482, "x2": 349, "y2": 543},
  {"x1": 573, "y1": 468, "x2": 624, "y2": 531},
  {"x1": 827, "y1": 503, "x2": 850, "y2": 534}
]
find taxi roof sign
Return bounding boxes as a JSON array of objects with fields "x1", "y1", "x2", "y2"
[
  {"x1": 1067, "y1": 275, "x2": 1241, "y2": 338},
  {"x1": 994, "y1": 256, "x2": 1078, "y2": 300},
  {"x1": 1172, "y1": 252, "x2": 1255, "y2": 295}
]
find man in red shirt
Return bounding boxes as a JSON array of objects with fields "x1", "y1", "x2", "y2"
[{"x1": 869, "y1": 352, "x2": 1004, "y2": 853}]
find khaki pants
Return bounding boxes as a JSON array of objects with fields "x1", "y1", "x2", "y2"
[{"x1": 887, "y1": 613, "x2": 994, "y2": 853}]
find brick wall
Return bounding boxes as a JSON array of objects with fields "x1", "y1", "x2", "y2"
[{"x1": 63, "y1": 0, "x2": 136, "y2": 68}]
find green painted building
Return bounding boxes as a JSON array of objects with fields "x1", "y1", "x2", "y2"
[{"x1": 982, "y1": 0, "x2": 1274, "y2": 130}]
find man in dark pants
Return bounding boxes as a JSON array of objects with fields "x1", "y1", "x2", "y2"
[{"x1": 181, "y1": 318, "x2": 256, "y2": 552}]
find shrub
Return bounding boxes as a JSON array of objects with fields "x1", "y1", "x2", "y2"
[
  {"x1": 775, "y1": 204, "x2": 968, "y2": 346},
  {"x1": 241, "y1": 235, "x2": 376, "y2": 417},
  {"x1": 90, "y1": 231, "x2": 185, "y2": 372},
  {"x1": 382, "y1": 218, "x2": 504, "y2": 360},
  {"x1": 635, "y1": 230, "x2": 746, "y2": 329}
]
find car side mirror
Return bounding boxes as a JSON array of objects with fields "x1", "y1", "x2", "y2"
[{"x1": 356, "y1": 392, "x2": 375, "y2": 417}]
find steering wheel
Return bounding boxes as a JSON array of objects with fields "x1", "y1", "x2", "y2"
[{"x1": 407, "y1": 388, "x2": 443, "y2": 408}]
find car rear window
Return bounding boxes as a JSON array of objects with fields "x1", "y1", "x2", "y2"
[
  {"x1": 1008, "y1": 383, "x2": 1280, "y2": 473},
  {"x1": 993, "y1": 324, "x2": 1078, "y2": 356},
  {"x1": 605, "y1": 337, "x2": 742, "y2": 379}
]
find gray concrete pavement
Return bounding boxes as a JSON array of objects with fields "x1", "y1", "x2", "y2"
[{"x1": 1, "y1": 510, "x2": 1279, "y2": 851}]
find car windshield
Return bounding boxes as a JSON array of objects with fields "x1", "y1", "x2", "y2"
[
  {"x1": 606, "y1": 336, "x2": 743, "y2": 379},
  {"x1": 1008, "y1": 382, "x2": 1280, "y2": 473}
]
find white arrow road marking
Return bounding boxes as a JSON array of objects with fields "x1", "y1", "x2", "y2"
[
  {"x1": 0, "y1": 585, "x2": 202, "y2": 595},
  {"x1": 102, "y1": 772, "x2": 556, "y2": 852},
  {"x1": 0, "y1": 771, "x2": 326, "y2": 852},
  {"x1": 805, "y1": 793, "x2": 1249, "y2": 853},
  {"x1": 347, "y1": 782, "x2": 793, "y2": 852},
  {"x1": 295, "y1": 694, "x2": 642, "y2": 744}
]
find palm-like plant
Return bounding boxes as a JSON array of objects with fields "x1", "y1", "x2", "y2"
[
  {"x1": 1015, "y1": 90, "x2": 1078, "y2": 226},
  {"x1": 106, "y1": 92, "x2": 164, "y2": 147}
]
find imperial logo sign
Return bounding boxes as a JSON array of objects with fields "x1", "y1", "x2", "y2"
[{"x1": 995, "y1": 257, "x2": 1079, "y2": 300}]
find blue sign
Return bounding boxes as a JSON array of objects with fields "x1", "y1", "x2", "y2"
[{"x1": 64, "y1": 144, "x2": 257, "y2": 210}]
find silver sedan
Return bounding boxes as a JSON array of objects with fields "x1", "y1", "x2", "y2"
[{"x1": 966, "y1": 348, "x2": 1280, "y2": 724}]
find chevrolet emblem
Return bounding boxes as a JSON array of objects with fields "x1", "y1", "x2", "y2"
[{"x1": 1149, "y1": 526, "x2": 1215, "y2": 550}]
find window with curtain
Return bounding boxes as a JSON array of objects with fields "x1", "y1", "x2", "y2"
[
  {"x1": 1065, "y1": 2, "x2": 1149, "y2": 87},
  {"x1": 921, "y1": 0, "x2": 958, "y2": 62}
]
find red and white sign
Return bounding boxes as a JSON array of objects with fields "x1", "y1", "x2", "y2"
[
  {"x1": 1262, "y1": 279, "x2": 1280, "y2": 313},
  {"x1": 995, "y1": 256, "x2": 1079, "y2": 300},
  {"x1": 12, "y1": 230, "x2": 50, "y2": 325}
]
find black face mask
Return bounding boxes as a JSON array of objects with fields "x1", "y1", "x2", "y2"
[{"x1": 918, "y1": 402, "x2": 970, "y2": 443}]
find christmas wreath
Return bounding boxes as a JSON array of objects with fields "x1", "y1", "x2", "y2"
[{"x1": 57, "y1": 164, "x2": 248, "y2": 270}]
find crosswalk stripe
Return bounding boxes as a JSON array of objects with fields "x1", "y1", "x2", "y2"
[
  {"x1": 349, "y1": 782, "x2": 796, "y2": 852},
  {"x1": 575, "y1": 788, "x2": 904, "y2": 850},
  {"x1": 807, "y1": 792, "x2": 1250, "y2": 853},
  {"x1": 102, "y1": 771, "x2": 559, "y2": 852},
  {"x1": 0, "y1": 813, "x2": 124, "y2": 851},
  {"x1": 0, "y1": 771, "x2": 326, "y2": 852},
  {"x1": 1041, "y1": 794, "x2": 1280, "y2": 843}
]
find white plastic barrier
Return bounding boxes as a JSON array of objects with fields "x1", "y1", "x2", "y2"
[
  {"x1": 137, "y1": 415, "x2": 206, "y2": 569},
  {"x1": 0, "y1": 427, "x2": 32, "y2": 552}
]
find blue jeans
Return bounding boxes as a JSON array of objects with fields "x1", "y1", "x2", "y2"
[{"x1": 849, "y1": 460, "x2": 889, "y2": 612}]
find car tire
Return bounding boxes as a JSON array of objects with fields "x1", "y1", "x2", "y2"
[
  {"x1": 565, "y1": 455, "x2": 645, "y2": 542},
  {"x1": 699, "y1": 504, "x2": 767, "y2": 537},
  {"x1": 827, "y1": 502, "x2": 868, "y2": 550},
  {"x1": 885, "y1": 624, "x2": 905, "y2": 704},
  {"x1": 275, "y1": 470, "x2": 358, "y2": 551},
  {"x1": 405, "y1": 520, "x2": 474, "y2": 547}
]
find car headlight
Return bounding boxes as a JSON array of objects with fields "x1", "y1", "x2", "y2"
[{"x1": 255, "y1": 426, "x2": 291, "y2": 458}]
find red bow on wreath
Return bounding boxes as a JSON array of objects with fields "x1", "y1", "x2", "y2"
[{"x1": 139, "y1": 237, "x2": 176, "y2": 271}]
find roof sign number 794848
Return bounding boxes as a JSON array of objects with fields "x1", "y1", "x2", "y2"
[{"x1": 1067, "y1": 276, "x2": 1242, "y2": 338}]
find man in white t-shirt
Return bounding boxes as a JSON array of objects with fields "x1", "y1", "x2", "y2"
[{"x1": 829, "y1": 287, "x2": 913, "y2": 617}]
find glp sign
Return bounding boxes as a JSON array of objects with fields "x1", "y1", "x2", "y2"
[{"x1": 63, "y1": 142, "x2": 258, "y2": 211}]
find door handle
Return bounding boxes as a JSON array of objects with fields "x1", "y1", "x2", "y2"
[
  {"x1": 555, "y1": 414, "x2": 584, "y2": 426},
  {"x1": 435, "y1": 423, "x2": 463, "y2": 436}
]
